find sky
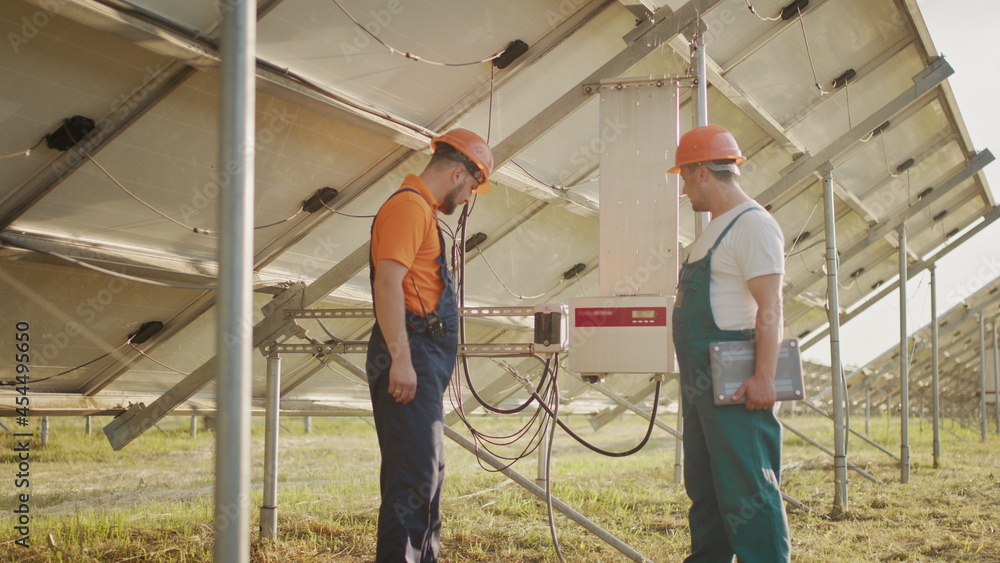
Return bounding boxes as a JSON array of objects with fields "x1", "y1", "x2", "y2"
[{"x1": 800, "y1": 0, "x2": 1000, "y2": 368}]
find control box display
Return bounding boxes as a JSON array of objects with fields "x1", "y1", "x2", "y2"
[{"x1": 568, "y1": 295, "x2": 674, "y2": 374}]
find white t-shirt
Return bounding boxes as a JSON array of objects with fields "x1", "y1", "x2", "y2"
[{"x1": 685, "y1": 201, "x2": 785, "y2": 330}]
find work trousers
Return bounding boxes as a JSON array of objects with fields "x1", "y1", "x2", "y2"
[
  {"x1": 678, "y1": 340, "x2": 790, "y2": 563},
  {"x1": 367, "y1": 309, "x2": 456, "y2": 563}
]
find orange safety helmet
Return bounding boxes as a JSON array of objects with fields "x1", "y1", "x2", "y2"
[
  {"x1": 430, "y1": 128, "x2": 494, "y2": 194},
  {"x1": 667, "y1": 125, "x2": 746, "y2": 174}
]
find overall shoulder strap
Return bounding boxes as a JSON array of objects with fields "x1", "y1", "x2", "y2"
[
  {"x1": 708, "y1": 206, "x2": 762, "y2": 254},
  {"x1": 370, "y1": 187, "x2": 425, "y2": 284}
]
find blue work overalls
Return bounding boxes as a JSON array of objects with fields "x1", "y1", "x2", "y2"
[
  {"x1": 673, "y1": 207, "x2": 790, "y2": 563},
  {"x1": 367, "y1": 188, "x2": 459, "y2": 563}
]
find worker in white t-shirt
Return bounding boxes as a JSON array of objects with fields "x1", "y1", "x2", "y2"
[{"x1": 669, "y1": 125, "x2": 791, "y2": 562}]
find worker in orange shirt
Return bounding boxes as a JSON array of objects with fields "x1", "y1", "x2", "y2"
[{"x1": 366, "y1": 128, "x2": 493, "y2": 562}]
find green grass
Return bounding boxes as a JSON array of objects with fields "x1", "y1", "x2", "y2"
[{"x1": 1, "y1": 412, "x2": 998, "y2": 562}]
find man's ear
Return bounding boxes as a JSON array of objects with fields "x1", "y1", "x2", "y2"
[
  {"x1": 696, "y1": 164, "x2": 711, "y2": 183},
  {"x1": 450, "y1": 163, "x2": 465, "y2": 185}
]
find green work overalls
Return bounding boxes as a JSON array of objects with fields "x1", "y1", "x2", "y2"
[{"x1": 673, "y1": 207, "x2": 790, "y2": 563}]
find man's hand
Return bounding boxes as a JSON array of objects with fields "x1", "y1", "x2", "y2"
[
  {"x1": 731, "y1": 374, "x2": 777, "y2": 410},
  {"x1": 373, "y1": 258, "x2": 417, "y2": 404},
  {"x1": 741, "y1": 273, "x2": 783, "y2": 411},
  {"x1": 388, "y1": 361, "x2": 417, "y2": 404}
]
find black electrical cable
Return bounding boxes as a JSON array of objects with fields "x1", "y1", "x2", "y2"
[
  {"x1": 84, "y1": 153, "x2": 215, "y2": 235},
  {"x1": 329, "y1": 0, "x2": 505, "y2": 67},
  {"x1": 743, "y1": 0, "x2": 782, "y2": 21},
  {"x1": 0, "y1": 234, "x2": 218, "y2": 290},
  {"x1": 464, "y1": 386, "x2": 555, "y2": 469},
  {"x1": 543, "y1": 369, "x2": 566, "y2": 563},
  {"x1": 449, "y1": 203, "x2": 558, "y2": 470},
  {"x1": 453, "y1": 203, "x2": 549, "y2": 415},
  {"x1": 450, "y1": 358, "x2": 556, "y2": 470},
  {"x1": 253, "y1": 206, "x2": 304, "y2": 229},
  {"x1": 452, "y1": 371, "x2": 552, "y2": 449},
  {"x1": 473, "y1": 240, "x2": 547, "y2": 301},
  {"x1": 462, "y1": 355, "x2": 552, "y2": 415},
  {"x1": 1, "y1": 344, "x2": 127, "y2": 386},
  {"x1": 450, "y1": 193, "x2": 658, "y2": 458},
  {"x1": 93, "y1": 0, "x2": 438, "y2": 143},
  {"x1": 87, "y1": 140, "x2": 310, "y2": 233},
  {"x1": 320, "y1": 200, "x2": 375, "y2": 219},
  {"x1": 128, "y1": 342, "x2": 190, "y2": 376},
  {"x1": 509, "y1": 161, "x2": 567, "y2": 191},
  {"x1": 0, "y1": 135, "x2": 45, "y2": 159},
  {"x1": 539, "y1": 362, "x2": 664, "y2": 458}
]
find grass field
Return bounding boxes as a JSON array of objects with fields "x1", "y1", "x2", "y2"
[{"x1": 1, "y1": 410, "x2": 998, "y2": 562}]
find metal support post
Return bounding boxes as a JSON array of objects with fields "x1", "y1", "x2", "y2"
[
  {"x1": 823, "y1": 168, "x2": 848, "y2": 511},
  {"x1": 215, "y1": 0, "x2": 255, "y2": 560},
  {"x1": 190, "y1": 416, "x2": 198, "y2": 438},
  {"x1": 85, "y1": 416, "x2": 92, "y2": 437},
  {"x1": 261, "y1": 353, "x2": 282, "y2": 540},
  {"x1": 692, "y1": 28, "x2": 710, "y2": 235},
  {"x1": 898, "y1": 225, "x2": 910, "y2": 483},
  {"x1": 674, "y1": 399, "x2": 683, "y2": 484},
  {"x1": 41, "y1": 416, "x2": 49, "y2": 446},
  {"x1": 693, "y1": 30, "x2": 708, "y2": 127},
  {"x1": 304, "y1": 416, "x2": 312, "y2": 434},
  {"x1": 994, "y1": 321, "x2": 1000, "y2": 435},
  {"x1": 979, "y1": 315, "x2": 987, "y2": 441},
  {"x1": 930, "y1": 266, "x2": 940, "y2": 468},
  {"x1": 865, "y1": 388, "x2": 871, "y2": 436},
  {"x1": 685, "y1": 27, "x2": 706, "y2": 484}
]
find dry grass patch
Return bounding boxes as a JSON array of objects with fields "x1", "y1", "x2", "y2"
[{"x1": 1, "y1": 413, "x2": 997, "y2": 561}]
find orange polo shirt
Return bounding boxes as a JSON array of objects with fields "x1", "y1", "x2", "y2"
[{"x1": 371, "y1": 174, "x2": 446, "y2": 316}]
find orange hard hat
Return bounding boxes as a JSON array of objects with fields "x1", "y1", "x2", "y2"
[
  {"x1": 430, "y1": 128, "x2": 494, "y2": 194},
  {"x1": 667, "y1": 125, "x2": 746, "y2": 174}
]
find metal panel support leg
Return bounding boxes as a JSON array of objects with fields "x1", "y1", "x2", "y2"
[
  {"x1": 692, "y1": 27, "x2": 710, "y2": 235},
  {"x1": 898, "y1": 225, "x2": 910, "y2": 483},
  {"x1": 930, "y1": 266, "x2": 941, "y2": 468},
  {"x1": 993, "y1": 321, "x2": 1000, "y2": 435},
  {"x1": 823, "y1": 167, "x2": 849, "y2": 511},
  {"x1": 674, "y1": 399, "x2": 683, "y2": 484},
  {"x1": 980, "y1": 315, "x2": 987, "y2": 441},
  {"x1": 215, "y1": 0, "x2": 255, "y2": 560},
  {"x1": 865, "y1": 388, "x2": 871, "y2": 436},
  {"x1": 261, "y1": 353, "x2": 282, "y2": 541}
]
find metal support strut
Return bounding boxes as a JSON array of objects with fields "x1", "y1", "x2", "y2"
[
  {"x1": 260, "y1": 352, "x2": 282, "y2": 540},
  {"x1": 215, "y1": 1, "x2": 256, "y2": 560},
  {"x1": 929, "y1": 266, "x2": 941, "y2": 468},
  {"x1": 823, "y1": 168, "x2": 849, "y2": 512},
  {"x1": 979, "y1": 315, "x2": 987, "y2": 441},
  {"x1": 692, "y1": 27, "x2": 710, "y2": 235},
  {"x1": 994, "y1": 321, "x2": 1000, "y2": 435},
  {"x1": 898, "y1": 225, "x2": 910, "y2": 483}
]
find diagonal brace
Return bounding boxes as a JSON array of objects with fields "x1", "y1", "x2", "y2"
[{"x1": 103, "y1": 242, "x2": 371, "y2": 449}]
